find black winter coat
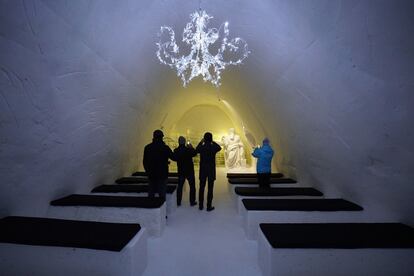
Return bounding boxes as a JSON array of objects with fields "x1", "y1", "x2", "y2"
[
  {"x1": 173, "y1": 145, "x2": 197, "y2": 177},
  {"x1": 196, "y1": 141, "x2": 222, "y2": 180},
  {"x1": 143, "y1": 139, "x2": 174, "y2": 180}
]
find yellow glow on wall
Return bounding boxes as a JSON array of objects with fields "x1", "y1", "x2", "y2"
[{"x1": 137, "y1": 70, "x2": 272, "y2": 171}]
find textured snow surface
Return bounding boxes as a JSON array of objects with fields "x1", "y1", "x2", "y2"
[{"x1": 0, "y1": 1, "x2": 413, "y2": 227}]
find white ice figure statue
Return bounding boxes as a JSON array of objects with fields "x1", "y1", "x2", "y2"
[{"x1": 221, "y1": 128, "x2": 246, "y2": 169}]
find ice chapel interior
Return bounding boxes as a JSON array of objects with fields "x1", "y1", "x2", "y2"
[{"x1": 1, "y1": 1, "x2": 414, "y2": 275}]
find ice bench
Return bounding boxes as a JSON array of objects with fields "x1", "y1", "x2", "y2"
[
  {"x1": 241, "y1": 198, "x2": 367, "y2": 239},
  {"x1": 48, "y1": 195, "x2": 166, "y2": 237},
  {"x1": 258, "y1": 223, "x2": 414, "y2": 276},
  {"x1": 132, "y1": 171, "x2": 179, "y2": 177},
  {"x1": 115, "y1": 176, "x2": 179, "y2": 184},
  {"x1": 233, "y1": 187, "x2": 323, "y2": 214},
  {"x1": 0, "y1": 216, "x2": 147, "y2": 276},
  {"x1": 227, "y1": 177, "x2": 298, "y2": 193},
  {"x1": 228, "y1": 178, "x2": 297, "y2": 185},
  {"x1": 227, "y1": 172, "x2": 284, "y2": 179},
  {"x1": 91, "y1": 184, "x2": 177, "y2": 215}
]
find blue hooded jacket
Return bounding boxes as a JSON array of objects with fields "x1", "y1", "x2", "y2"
[{"x1": 252, "y1": 144, "x2": 274, "y2": 173}]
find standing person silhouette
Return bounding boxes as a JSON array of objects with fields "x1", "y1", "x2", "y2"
[
  {"x1": 252, "y1": 138, "x2": 274, "y2": 189},
  {"x1": 143, "y1": 129, "x2": 174, "y2": 201},
  {"x1": 172, "y1": 136, "x2": 197, "y2": 206},
  {"x1": 196, "y1": 132, "x2": 222, "y2": 211}
]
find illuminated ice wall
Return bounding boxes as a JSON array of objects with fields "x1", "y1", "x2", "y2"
[{"x1": 0, "y1": 1, "x2": 413, "y2": 224}]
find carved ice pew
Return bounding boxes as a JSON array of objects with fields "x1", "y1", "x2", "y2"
[
  {"x1": 228, "y1": 178, "x2": 297, "y2": 184},
  {"x1": 241, "y1": 198, "x2": 371, "y2": 239},
  {"x1": 258, "y1": 223, "x2": 414, "y2": 276},
  {"x1": 233, "y1": 187, "x2": 323, "y2": 214},
  {"x1": 91, "y1": 184, "x2": 177, "y2": 215},
  {"x1": 115, "y1": 176, "x2": 179, "y2": 184},
  {"x1": 227, "y1": 172, "x2": 284, "y2": 179},
  {"x1": 131, "y1": 171, "x2": 179, "y2": 177},
  {"x1": 0, "y1": 216, "x2": 147, "y2": 276},
  {"x1": 48, "y1": 195, "x2": 166, "y2": 237}
]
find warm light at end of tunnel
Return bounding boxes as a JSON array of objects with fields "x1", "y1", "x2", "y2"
[{"x1": 148, "y1": 72, "x2": 265, "y2": 171}]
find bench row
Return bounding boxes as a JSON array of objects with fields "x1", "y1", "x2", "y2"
[
  {"x1": 1, "y1": 179, "x2": 179, "y2": 276},
  {"x1": 48, "y1": 183, "x2": 178, "y2": 237},
  {"x1": 228, "y1": 177, "x2": 414, "y2": 275}
]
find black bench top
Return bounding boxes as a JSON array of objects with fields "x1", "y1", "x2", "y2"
[
  {"x1": 242, "y1": 198, "x2": 363, "y2": 211},
  {"x1": 132, "y1": 171, "x2": 179, "y2": 177},
  {"x1": 260, "y1": 223, "x2": 414, "y2": 249},
  {"x1": 116, "y1": 177, "x2": 178, "y2": 184},
  {"x1": 0, "y1": 216, "x2": 141, "y2": 252},
  {"x1": 229, "y1": 178, "x2": 297, "y2": 184},
  {"x1": 92, "y1": 184, "x2": 177, "y2": 194},
  {"x1": 227, "y1": 173, "x2": 284, "y2": 178},
  {"x1": 235, "y1": 187, "x2": 323, "y2": 197},
  {"x1": 51, "y1": 194, "x2": 165, "y2": 208}
]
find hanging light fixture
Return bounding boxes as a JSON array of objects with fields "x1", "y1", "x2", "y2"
[{"x1": 156, "y1": 9, "x2": 250, "y2": 87}]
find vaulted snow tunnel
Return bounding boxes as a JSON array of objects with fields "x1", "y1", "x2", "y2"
[{"x1": 0, "y1": 0, "x2": 413, "y2": 237}]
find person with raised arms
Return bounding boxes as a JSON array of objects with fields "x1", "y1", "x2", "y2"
[
  {"x1": 196, "y1": 132, "x2": 222, "y2": 211},
  {"x1": 172, "y1": 136, "x2": 198, "y2": 207}
]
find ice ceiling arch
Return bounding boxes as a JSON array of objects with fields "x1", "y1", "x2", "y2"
[{"x1": 0, "y1": 0, "x2": 413, "y2": 226}]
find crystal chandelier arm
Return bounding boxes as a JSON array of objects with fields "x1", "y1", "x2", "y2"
[
  {"x1": 205, "y1": 27, "x2": 220, "y2": 46},
  {"x1": 183, "y1": 22, "x2": 196, "y2": 44},
  {"x1": 175, "y1": 50, "x2": 198, "y2": 87},
  {"x1": 226, "y1": 37, "x2": 250, "y2": 65},
  {"x1": 156, "y1": 26, "x2": 179, "y2": 66}
]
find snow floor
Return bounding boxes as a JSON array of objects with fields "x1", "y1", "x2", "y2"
[{"x1": 142, "y1": 168, "x2": 261, "y2": 276}]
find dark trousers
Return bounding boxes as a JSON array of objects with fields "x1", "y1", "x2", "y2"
[
  {"x1": 148, "y1": 178, "x2": 167, "y2": 201},
  {"x1": 258, "y1": 173, "x2": 271, "y2": 188},
  {"x1": 177, "y1": 174, "x2": 196, "y2": 205},
  {"x1": 199, "y1": 176, "x2": 214, "y2": 208}
]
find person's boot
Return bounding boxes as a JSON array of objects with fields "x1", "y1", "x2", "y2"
[
  {"x1": 199, "y1": 204, "x2": 203, "y2": 210},
  {"x1": 207, "y1": 206, "x2": 215, "y2": 212},
  {"x1": 190, "y1": 201, "x2": 197, "y2": 206}
]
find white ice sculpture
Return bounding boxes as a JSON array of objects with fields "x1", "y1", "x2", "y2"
[
  {"x1": 156, "y1": 10, "x2": 250, "y2": 87},
  {"x1": 221, "y1": 128, "x2": 246, "y2": 169}
]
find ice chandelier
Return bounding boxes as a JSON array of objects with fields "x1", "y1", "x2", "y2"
[{"x1": 156, "y1": 9, "x2": 250, "y2": 87}]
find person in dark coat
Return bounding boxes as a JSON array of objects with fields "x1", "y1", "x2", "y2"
[
  {"x1": 143, "y1": 129, "x2": 174, "y2": 201},
  {"x1": 172, "y1": 136, "x2": 197, "y2": 206},
  {"x1": 196, "y1": 132, "x2": 222, "y2": 211}
]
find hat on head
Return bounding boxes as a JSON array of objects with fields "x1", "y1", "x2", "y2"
[
  {"x1": 153, "y1": 129, "x2": 164, "y2": 139},
  {"x1": 263, "y1": 137, "x2": 270, "y2": 144}
]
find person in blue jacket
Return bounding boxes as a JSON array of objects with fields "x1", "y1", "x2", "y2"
[{"x1": 252, "y1": 138, "x2": 274, "y2": 188}]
